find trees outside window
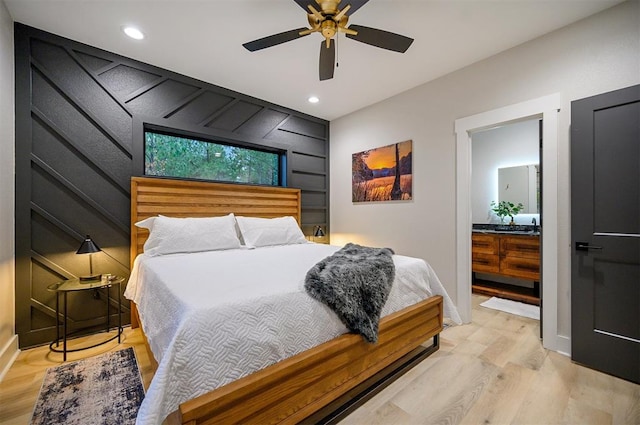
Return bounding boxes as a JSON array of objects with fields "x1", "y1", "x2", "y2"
[{"x1": 145, "y1": 132, "x2": 280, "y2": 186}]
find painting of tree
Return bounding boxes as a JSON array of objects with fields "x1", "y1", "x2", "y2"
[{"x1": 352, "y1": 140, "x2": 413, "y2": 202}]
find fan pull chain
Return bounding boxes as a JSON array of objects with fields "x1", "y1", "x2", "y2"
[{"x1": 336, "y1": 33, "x2": 339, "y2": 69}]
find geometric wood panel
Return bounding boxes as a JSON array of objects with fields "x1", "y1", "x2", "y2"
[{"x1": 15, "y1": 23, "x2": 329, "y2": 348}]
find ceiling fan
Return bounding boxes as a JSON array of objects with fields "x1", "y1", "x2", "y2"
[{"x1": 242, "y1": 0, "x2": 414, "y2": 81}]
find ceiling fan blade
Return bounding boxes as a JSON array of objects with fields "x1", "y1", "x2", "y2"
[
  {"x1": 293, "y1": 0, "x2": 316, "y2": 13},
  {"x1": 243, "y1": 28, "x2": 309, "y2": 52},
  {"x1": 319, "y1": 39, "x2": 335, "y2": 81},
  {"x1": 341, "y1": 0, "x2": 370, "y2": 16},
  {"x1": 346, "y1": 25, "x2": 413, "y2": 53}
]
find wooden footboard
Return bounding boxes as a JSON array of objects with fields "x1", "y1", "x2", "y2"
[{"x1": 176, "y1": 295, "x2": 443, "y2": 425}]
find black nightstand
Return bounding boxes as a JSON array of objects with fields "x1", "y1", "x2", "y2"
[{"x1": 47, "y1": 275, "x2": 124, "y2": 361}]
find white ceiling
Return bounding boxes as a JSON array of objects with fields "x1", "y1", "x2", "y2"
[{"x1": 5, "y1": 0, "x2": 623, "y2": 121}]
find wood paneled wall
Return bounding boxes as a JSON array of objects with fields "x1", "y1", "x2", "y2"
[{"x1": 14, "y1": 23, "x2": 329, "y2": 348}]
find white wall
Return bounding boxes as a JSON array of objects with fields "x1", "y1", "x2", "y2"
[
  {"x1": 0, "y1": 0, "x2": 16, "y2": 381},
  {"x1": 330, "y1": 1, "x2": 640, "y2": 341},
  {"x1": 471, "y1": 119, "x2": 539, "y2": 224}
]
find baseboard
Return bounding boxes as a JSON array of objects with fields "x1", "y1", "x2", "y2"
[
  {"x1": 0, "y1": 334, "x2": 20, "y2": 382},
  {"x1": 555, "y1": 335, "x2": 571, "y2": 357}
]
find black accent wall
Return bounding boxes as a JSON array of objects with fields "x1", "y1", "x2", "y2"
[{"x1": 14, "y1": 24, "x2": 330, "y2": 348}]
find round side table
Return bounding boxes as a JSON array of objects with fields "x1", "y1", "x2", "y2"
[{"x1": 47, "y1": 275, "x2": 125, "y2": 361}]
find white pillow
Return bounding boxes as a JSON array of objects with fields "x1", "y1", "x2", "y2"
[
  {"x1": 235, "y1": 216, "x2": 307, "y2": 248},
  {"x1": 135, "y1": 214, "x2": 241, "y2": 256},
  {"x1": 135, "y1": 216, "x2": 156, "y2": 231}
]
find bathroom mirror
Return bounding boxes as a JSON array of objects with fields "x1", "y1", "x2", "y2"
[{"x1": 498, "y1": 164, "x2": 539, "y2": 213}]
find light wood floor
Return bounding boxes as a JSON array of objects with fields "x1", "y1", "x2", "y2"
[{"x1": 1, "y1": 295, "x2": 638, "y2": 425}]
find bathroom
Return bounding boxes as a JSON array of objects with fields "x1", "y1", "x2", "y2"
[{"x1": 471, "y1": 118, "x2": 541, "y2": 306}]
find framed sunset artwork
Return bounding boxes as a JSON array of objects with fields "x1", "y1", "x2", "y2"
[{"x1": 352, "y1": 140, "x2": 413, "y2": 202}]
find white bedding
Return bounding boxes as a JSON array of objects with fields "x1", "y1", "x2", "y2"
[{"x1": 125, "y1": 243, "x2": 460, "y2": 425}]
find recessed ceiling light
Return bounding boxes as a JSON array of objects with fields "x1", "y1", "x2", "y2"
[
  {"x1": 308, "y1": 96, "x2": 319, "y2": 104},
  {"x1": 123, "y1": 26, "x2": 144, "y2": 40}
]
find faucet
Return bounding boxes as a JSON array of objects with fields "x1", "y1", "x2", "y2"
[{"x1": 532, "y1": 217, "x2": 538, "y2": 232}]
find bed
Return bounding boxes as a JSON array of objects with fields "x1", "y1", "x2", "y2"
[{"x1": 126, "y1": 176, "x2": 460, "y2": 425}]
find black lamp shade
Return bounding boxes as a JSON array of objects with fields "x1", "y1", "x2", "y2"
[
  {"x1": 76, "y1": 235, "x2": 101, "y2": 254},
  {"x1": 76, "y1": 235, "x2": 102, "y2": 281},
  {"x1": 313, "y1": 226, "x2": 325, "y2": 237}
]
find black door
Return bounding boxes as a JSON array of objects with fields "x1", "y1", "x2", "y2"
[{"x1": 571, "y1": 84, "x2": 639, "y2": 384}]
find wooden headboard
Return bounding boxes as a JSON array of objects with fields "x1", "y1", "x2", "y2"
[{"x1": 130, "y1": 177, "x2": 302, "y2": 266}]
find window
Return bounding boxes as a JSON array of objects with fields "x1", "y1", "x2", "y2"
[{"x1": 144, "y1": 131, "x2": 281, "y2": 186}]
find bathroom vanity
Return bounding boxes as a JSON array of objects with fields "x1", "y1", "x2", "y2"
[{"x1": 472, "y1": 225, "x2": 540, "y2": 305}]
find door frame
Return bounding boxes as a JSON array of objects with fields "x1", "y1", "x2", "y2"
[{"x1": 454, "y1": 93, "x2": 567, "y2": 354}]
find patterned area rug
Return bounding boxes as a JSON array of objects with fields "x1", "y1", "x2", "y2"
[{"x1": 31, "y1": 347, "x2": 145, "y2": 425}]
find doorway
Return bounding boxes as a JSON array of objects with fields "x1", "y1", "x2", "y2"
[
  {"x1": 470, "y1": 118, "x2": 542, "y2": 307},
  {"x1": 455, "y1": 93, "x2": 565, "y2": 353}
]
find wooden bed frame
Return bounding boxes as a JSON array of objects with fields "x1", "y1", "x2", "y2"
[{"x1": 129, "y1": 176, "x2": 443, "y2": 425}]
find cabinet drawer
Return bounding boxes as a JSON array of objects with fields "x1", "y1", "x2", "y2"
[
  {"x1": 472, "y1": 252, "x2": 500, "y2": 273},
  {"x1": 500, "y1": 236, "x2": 540, "y2": 259},
  {"x1": 472, "y1": 234, "x2": 499, "y2": 255},
  {"x1": 500, "y1": 256, "x2": 540, "y2": 280}
]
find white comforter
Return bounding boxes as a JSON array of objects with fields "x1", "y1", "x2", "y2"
[{"x1": 124, "y1": 243, "x2": 460, "y2": 425}]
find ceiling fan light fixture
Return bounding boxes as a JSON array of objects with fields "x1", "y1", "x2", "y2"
[
  {"x1": 243, "y1": 0, "x2": 413, "y2": 81},
  {"x1": 123, "y1": 26, "x2": 145, "y2": 40}
]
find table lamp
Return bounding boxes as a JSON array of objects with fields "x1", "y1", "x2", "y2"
[
  {"x1": 76, "y1": 235, "x2": 102, "y2": 281},
  {"x1": 313, "y1": 226, "x2": 325, "y2": 242}
]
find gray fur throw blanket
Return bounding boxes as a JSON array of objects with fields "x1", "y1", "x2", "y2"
[{"x1": 304, "y1": 243, "x2": 395, "y2": 343}]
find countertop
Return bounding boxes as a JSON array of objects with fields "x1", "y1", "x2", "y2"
[
  {"x1": 472, "y1": 229, "x2": 540, "y2": 236},
  {"x1": 472, "y1": 224, "x2": 540, "y2": 236}
]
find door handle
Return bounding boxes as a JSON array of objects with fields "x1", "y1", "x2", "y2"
[{"x1": 575, "y1": 241, "x2": 603, "y2": 251}]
